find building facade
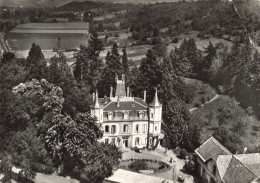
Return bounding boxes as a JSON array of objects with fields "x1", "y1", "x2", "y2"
[
  {"x1": 195, "y1": 137, "x2": 260, "y2": 183},
  {"x1": 90, "y1": 74, "x2": 163, "y2": 148}
]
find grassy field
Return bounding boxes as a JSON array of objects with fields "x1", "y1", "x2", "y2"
[
  {"x1": 100, "y1": 44, "x2": 152, "y2": 61},
  {"x1": 183, "y1": 78, "x2": 216, "y2": 109},
  {"x1": 167, "y1": 31, "x2": 232, "y2": 52},
  {"x1": 191, "y1": 94, "x2": 260, "y2": 153}
]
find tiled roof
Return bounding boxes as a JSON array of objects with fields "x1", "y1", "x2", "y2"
[
  {"x1": 195, "y1": 137, "x2": 231, "y2": 162},
  {"x1": 217, "y1": 153, "x2": 260, "y2": 181},
  {"x1": 103, "y1": 100, "x2": 147, "y2": 111},
  {"x1": 216, "y1": 155, "x2": 233, "y2": 179},
  {"x1": 235, "y1": 153, "x2": 260, "y2": 177},
  {"x1": 223, "y1": 156, "x2": 257, "y2": 183}
]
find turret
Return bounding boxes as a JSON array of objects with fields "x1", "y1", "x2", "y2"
[
  {"x1": 149, "y1": 88, "x2": 162, "y2": 134},
  {"x1": 90, "y1": 90, "x2": 103, "y2": 123}
]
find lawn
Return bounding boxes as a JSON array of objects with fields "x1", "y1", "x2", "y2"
[
  {"x1": 167, "y1": 31, "x2": 232, "y2": 53},
  {"x1": 182, "y1": 78, "x2": 216, "y2": 109}
]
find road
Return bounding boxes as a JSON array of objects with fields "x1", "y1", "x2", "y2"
[
  {"x1": 0, "y1": 32, "x2": 9, "y2": 53},
  {"x1": 189, "y1": 94, "x2": 220, "y2": 112}
]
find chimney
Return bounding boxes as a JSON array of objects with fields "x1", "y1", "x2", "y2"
[
  {"x1": 104, "y1": 95, "x2": 108, "y2": 103},
  {"x1": 110, "y1": 86, "x2": 113, "y2": 99},
  {"x1": 115, "y1": 74, "x2": 118, "y2": 82},
  {"x1": 117, "y1": 96, "x2": 120, "y2": 107},
  {"x1": 144, "y1": 90, "x2": 146, "y2": 102},
  {"x1": 127, "y1": 87, "x2": 129, "y2": 97},
  {"x1": 93, "y1": 92, "x2": 95, "y2": 101}
]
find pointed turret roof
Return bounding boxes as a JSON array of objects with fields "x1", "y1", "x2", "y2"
[
  {"x1": 149, "y1": 88, "x2": 162, "y2": 107},
  {"x1": 94, "y1": 90, "x2": 101, "y2": 108}
]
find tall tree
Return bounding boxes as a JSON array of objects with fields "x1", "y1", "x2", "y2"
[
  {"x1": 136, "y1": 49, "x2": 162, "y2": 102},
  {"x1": 163, "y1": 99, "x2": 200, "y2": 151},
  {"x1": 200, "y1": 41, "x2": 217, "y2": 81},
  {"x1": 74, "y1": 32, "x2": 103, "y2": 90},
  {"x1": 171, "y1": 39, "x2": 202, "y2": 77},
  {"x1": 45, "y1": 113, "x2": 122, "y2": 182},
  {"x1": 122, "y1": 47, "x2": 129, "y2": 80},
  {"x1": 99, "y1": 43, "x2": 123, "y2": 96},
  {"x1": 26, "y1": 43, "x2": 48, "y2": 80}
]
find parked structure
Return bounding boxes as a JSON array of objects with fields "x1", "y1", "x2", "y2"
[
  {"x1": 90, "y1": 74, "x2": 163, "y2": 148},
  {"x1": 195, "y1": 137, "x2": 260, "y2": 183}
]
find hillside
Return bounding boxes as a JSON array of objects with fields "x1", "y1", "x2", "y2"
[
  {"x1": 0, "y1": 0, "x2": 78, "y2": 7},
  {"x1": 56, "y1": 1, "x2": 108, "y2": 11}
]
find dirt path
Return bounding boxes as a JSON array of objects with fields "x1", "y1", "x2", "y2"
[{"x1": 189, "y1": 94, "x2": 220, "y2": 112}]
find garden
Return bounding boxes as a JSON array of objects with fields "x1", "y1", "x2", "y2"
[{"x1": 119, "y1": 159, "x2": 170, "y2": 174}]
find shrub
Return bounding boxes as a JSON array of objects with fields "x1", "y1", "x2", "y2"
[
  {"x1": 128, "y1": 161, "x2": 147, "y2": 172},
  {"x1": 194, "y1": 103, "x2": 200, "y2": 108},
  {"x1": 246, "y1": 106, "x2": 254, "y2": 115},
  {"x1": 183, "y1": 157, "x2": 195, "y2": 175},
  {"x1": 252, "y1": 126, "x2": 259, "y2": 132},
  {"x1": 172, "y1": 37, "x2": 179, "y2": 43},
  {"x1": 178, "y1": 149, "x2": 187, "y2": 159},
  {"x1": 251, "y1": 132, "x2": 257, "y2": 136}
]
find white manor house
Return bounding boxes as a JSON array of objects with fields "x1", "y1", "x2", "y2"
[{"x1": 90, "y1": 74, "x2": 164, "y2": 148}]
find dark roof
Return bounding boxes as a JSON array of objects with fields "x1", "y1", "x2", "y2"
[
  {"x1": 90, "y1": 98, "x2": 110, "y2": 108},
  {"x1": 104, "y1": 100, "x2": 147, "y2": 111},
  {"x1": 134, "y1": 97, "x2": 149, "y2": 107},
  {"x1": 195, "y1": 137, "x2": 231, "y2": 162},
  {"x1": 223, "y1": 156, "x2": 257, "y2": 183}
]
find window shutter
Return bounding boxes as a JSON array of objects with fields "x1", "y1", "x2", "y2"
[
  {"x1": 128, "y1": 124, "x2": 131, "y2": 133},
  {"x1": 121, "y1": 124, "x2": 124, "y2": 133}
]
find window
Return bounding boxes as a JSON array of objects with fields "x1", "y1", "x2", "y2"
[
  {"x1": 135, "y1": 137, "x2": 139, "y2": 145},
  {"x1": 136, "y1": 124, "x2": 139, "y2": 133},
  {"x1": 155, "y1": 125, "x2": 158, "y2": 132},
  {"x1": 111, "y1": 138, "x2": 116, "y2": 145},
  {"x1": 101, "y1": 114, "x2": 102, "y2": 120},
  {"x1": 213, "y1": 164, "x2": 217, "y2": 175},
  {"x1": 105, "y1": 139, "x2": 109, "y2": 144},
  {"x1": 139, "y1": 112, "x2": 143, "y2": 119},
  {"x1": 122, "y1": 112, "x2": 128, "y2": 120},
  {"x1": 111, "y1": 125, "x2": 116, "y2": 134},
  {"x1": 105, "y1": 125, "x2": 109, "y2": 133},
  {"x1": 123, "y1": 125, "x2": 129, "y2": 133},
  {"x1": 142, "y1": 124, "x2": 147, "y2": 133},
  {"x1": 151, "y1": 113, "x2": 154, "y2": 119},
  {"x1": 108, "y1": 112, "x2": 113, "y2": 120}
]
